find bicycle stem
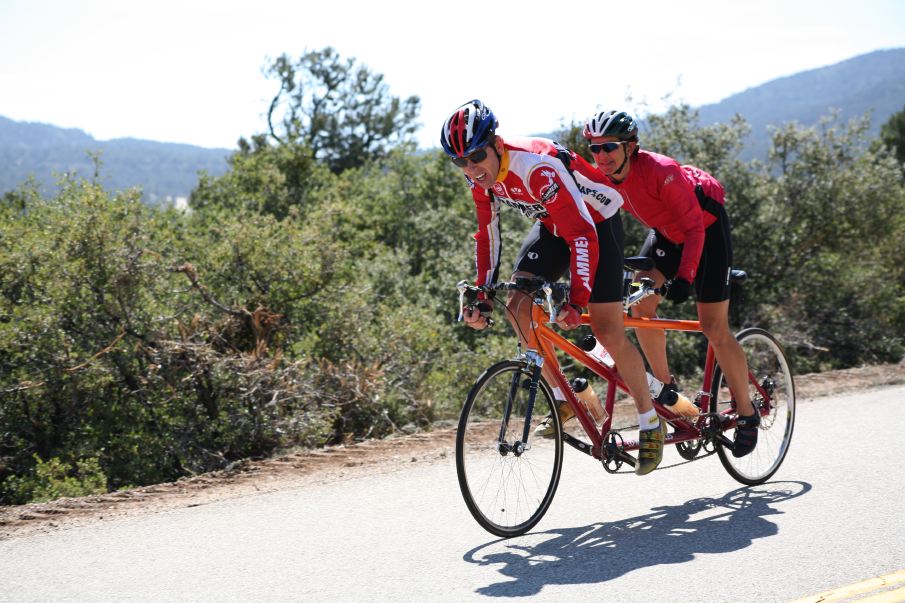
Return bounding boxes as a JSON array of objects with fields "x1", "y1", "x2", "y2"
[{"x1": 623, "y1": 277, "x2": 661, "y2": 310}]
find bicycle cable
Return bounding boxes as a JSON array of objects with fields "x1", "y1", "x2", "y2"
[{"x1": 484, "y1": 286, "x2": 545, "y2": 349}]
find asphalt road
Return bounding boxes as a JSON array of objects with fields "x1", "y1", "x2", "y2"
[{"x1": 2, "y1": 386, "x2": 904, "y2": 602}]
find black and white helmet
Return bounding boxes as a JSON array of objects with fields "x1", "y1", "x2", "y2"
[{"x1": 583, "y1": 110, "x2": 638, "y2": 141}]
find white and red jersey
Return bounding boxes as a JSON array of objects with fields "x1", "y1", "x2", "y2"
[
  {"x1": 609, "y1": 150, "x2": 725, "y2": 282},
  {"x1": 469, "y1": 136, "x2": 623, "y2": 307}
]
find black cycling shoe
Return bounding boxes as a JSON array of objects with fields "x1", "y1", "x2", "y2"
[{"x1": 732, "y1": 411, "x2": 760, "y2": 458}]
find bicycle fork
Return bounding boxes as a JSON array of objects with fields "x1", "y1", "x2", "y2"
[{"x1": 497, "y1": 352, "x2": 544, "y2": 457}]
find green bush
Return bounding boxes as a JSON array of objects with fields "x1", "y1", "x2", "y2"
[
  {"x1": 5, "y1": 455, "x2": 108, "y2": 504},
  {"x1": 2, "y1": 102, "x2": 904, "y2": 505}
]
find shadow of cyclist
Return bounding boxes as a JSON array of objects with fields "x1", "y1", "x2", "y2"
[{"x1": 463, "y1": 481, "x2": 811, "y2": 597}]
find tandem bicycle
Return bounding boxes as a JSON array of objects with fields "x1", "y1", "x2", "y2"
[{"x1": 454, "y1": 258, "x2": 795, "y2": 537}]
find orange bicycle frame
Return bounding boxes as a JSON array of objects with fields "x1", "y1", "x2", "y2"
[{"x1": 523, "y1": 302, "x2": 717, "y2": 459}]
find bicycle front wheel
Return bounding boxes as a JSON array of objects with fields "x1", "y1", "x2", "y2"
[
  {"x1": 455, "y1": 360, "x2": 563, "y2": 538},
  {"x1": 710, "y1": 327, "x2": 796, "y2": 485}
]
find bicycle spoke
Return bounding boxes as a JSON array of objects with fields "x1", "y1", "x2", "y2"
[
  {"x1": 711, "y1": 328, "x2": 796, "y2": 485},
  {"x1": 456, "y1": 361, "x2": 563, "y2": 537}
]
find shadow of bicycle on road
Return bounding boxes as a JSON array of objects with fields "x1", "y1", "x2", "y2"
[{"x1": 463, "y1": 481, "x2": 811, "y2": 597}]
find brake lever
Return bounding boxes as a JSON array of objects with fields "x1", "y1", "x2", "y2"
[
  {"x1": 542, "y1": 284, "x2": 556, "y2": 323},
  {"x1": 456, "y1": 280, "x2": 469, "y2": 322}
]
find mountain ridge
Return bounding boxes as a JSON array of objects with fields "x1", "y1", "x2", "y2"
[
  {"x1": 696, "y1": 47, "x2": 905, "y2": 158},
  {"x1": 0, "y1": 115, "x2": 232, "y2": 204},
  {"x1": 2, "y1": 47, "x2": 903, "y2": 200}
]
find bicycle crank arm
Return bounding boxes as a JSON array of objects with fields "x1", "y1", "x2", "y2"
[
  {"x1": 616, "y1": 449, "x2": 637, "y2": 468},
  {"x1": 714, "y1": 433, "x2": 736, "y2": 451}
]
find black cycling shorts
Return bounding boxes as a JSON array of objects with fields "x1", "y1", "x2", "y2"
[
  {"x1": 512, "y1": 213, "x2": 625, "y2": 304},
  {"x1": 638, "y1": 203, "x2": 733, "y2": 303}
]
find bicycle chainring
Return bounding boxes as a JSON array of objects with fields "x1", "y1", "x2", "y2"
[
  {"x1": 675, "y1": 439, "x2": 703, "y2": 460},
  {"x1": 601, "y1": 431, "x2": 626, "y2": 473}
]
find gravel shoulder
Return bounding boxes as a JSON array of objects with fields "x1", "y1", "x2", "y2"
[{"x1": 3, "y1": 361, "x2": 904, "y2": 540}]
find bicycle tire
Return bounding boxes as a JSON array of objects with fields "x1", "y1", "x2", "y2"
[
  {"x1": 455, "y1": 360, "x2": 563, "y2": 538},
  {"x1": 710, "y1": 327, "x2": 796, "y2": 485}
]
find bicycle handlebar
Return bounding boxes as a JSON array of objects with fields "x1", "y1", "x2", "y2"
[
  {"x1": 456, "y1": 278, "x2": 570, "y2": 326},
  {"x1": 456, "y1": 273, "x2": 681, "y2": 328}
]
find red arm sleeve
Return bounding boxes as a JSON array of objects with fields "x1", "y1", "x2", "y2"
[
  {"x1": 659, "y1": 167, "x2": 706, "y2": 282},
  {"x1": 471, "y1": 185, "x2": 501, "y2": 289}
]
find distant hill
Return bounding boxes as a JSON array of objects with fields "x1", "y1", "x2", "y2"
[
  {"x1": 0, "y1": 116, "x2": 231, "y2": 204},
  {"x1": 3, "y1": 48, "x2": 903, "y2": 201},
  {"x1": 696, "y1": 47, "x2": 905, "y2": 160}
]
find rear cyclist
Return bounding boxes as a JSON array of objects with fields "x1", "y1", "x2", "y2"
[
  {"x1": 442, "y1": 99, "x2": 667, "y2": 475},
  {"x1": 582, "y1": 109, "x2": 759, "y2": 457}
]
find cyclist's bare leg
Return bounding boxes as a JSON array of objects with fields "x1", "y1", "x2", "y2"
[
  {"x1": 505, "y1": 271, "x2": 561, "y2": 389},
  {"x1": 630, "y1": 269, "x2": 672, "y2": 383},
  {"x1": 587, "y1": 301, "x2": 653, "y2": 414},
  {"x1": 697, "y1": 300, "x2": 755, "y2": 416}
]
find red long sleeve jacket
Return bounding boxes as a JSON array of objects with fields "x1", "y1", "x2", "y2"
[{"x1": 469, "y1": 136, "x2": 623, "y2": 307}]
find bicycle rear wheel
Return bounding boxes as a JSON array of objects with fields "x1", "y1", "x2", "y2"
[
  {"x1": 455, "y1": 360, "x2": 563, "y2": 538},
  {"x1": 710, "y1": 327, "x2": 796, "y2": 485}
]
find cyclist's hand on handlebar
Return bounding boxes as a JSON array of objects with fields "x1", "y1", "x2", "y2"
[
  {"x1": 664, "y1": 278, "x2": 692, "y2": 304},
  {"x1": 555, "y1": 303, "x2": 583, "y2": 330},
  {"x1": 463, "y1": 301, "x2": 493, "y2": 330}
]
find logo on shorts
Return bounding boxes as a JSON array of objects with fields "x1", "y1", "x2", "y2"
[
  {"x1": 528, "y1": 252, "x2": 539, "y2": 260},
  {"x1": 656, "y1": 249, "x2": 666, "y2": 257}
]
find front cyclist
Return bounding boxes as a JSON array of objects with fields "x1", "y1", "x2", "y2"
[
  {"x1": 442, "y1": 99, "x2": 666, "y2": 475},
  {"x1": 583, "y1": 110, "x2": 759, "y2": 457}
]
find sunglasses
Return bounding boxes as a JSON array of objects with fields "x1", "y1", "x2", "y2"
[
  {"x1": 450, "y1": 147, "x2": 489, "y2": 167},
  {"x1": 589, "y1": 141, "x2": 627, "y2": 154}
]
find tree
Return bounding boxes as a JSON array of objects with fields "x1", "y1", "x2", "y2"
[
  {"x1": 880, "y1": 104, "x2": 905, "y2": 165},
  {"x1": 264, "y1": 47, "x2": 421, "y2": 174},
  {"x1": 553, "y1": 121, "x2": 592, "y2": 163},
  {"x1": 189, "y1": 134, "x2": 334, "y2": 219},
  {"x1": 754, "y1": 112, "x2": 905, "y2": 368}
]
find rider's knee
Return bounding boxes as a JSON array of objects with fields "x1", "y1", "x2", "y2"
[
  {"x1": 590, "y1": 320, "x2": 626, "y2": 349},
  {"x1": 631, "y1": 297, "x2": 658, "y2": 320},
  {"x1": 506, "y1": 272, "x2": 536, "y2": 313},
  {"x1": 700, "y1": 319, "x2": 731, "y2": 343},
  {"x1": 505, "y1": 293, "x2": 530, "y2": 318}
]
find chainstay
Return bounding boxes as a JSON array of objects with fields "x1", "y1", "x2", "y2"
[
  {"x1": 604, "y1": 447, "x2": 718, "y2": 474},
  {"x1": 600, "y1": 414, "x2": 722, "y2": 474}
]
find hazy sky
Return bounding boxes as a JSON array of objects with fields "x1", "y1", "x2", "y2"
[{"x1": 2, "y1": 0, "x2": 904, "y2": 150}]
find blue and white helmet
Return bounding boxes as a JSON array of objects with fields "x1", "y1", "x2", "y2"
[{"x1": 440, "y1": 99, "x2": 498, "y2": 157}]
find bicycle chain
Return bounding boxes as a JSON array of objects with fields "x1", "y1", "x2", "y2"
[
  {"x1": 604, "y1": 447, "x2": 718, "y2": 474},
  {"x1": 600, "y1": 416, "x2": 720, "y2": 474}
]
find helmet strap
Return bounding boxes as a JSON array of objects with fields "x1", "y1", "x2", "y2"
[
  {"x1": 490, "y1": 134, "x2": 500, "y2": 157},
  {"x1": 610, "y1": 140, "x2": 635, "y2": 182}
]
